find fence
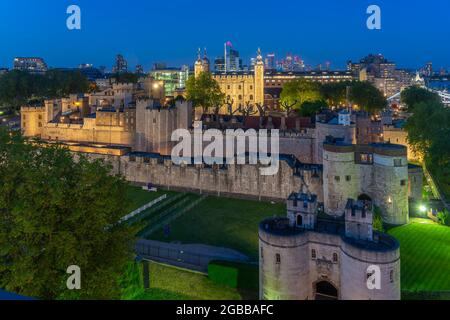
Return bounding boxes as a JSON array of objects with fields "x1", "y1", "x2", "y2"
[{"x1": 119, "y1": 194, "x2": 168, "y2": 223}]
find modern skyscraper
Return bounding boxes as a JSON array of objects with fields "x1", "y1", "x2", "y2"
[{"x1": 112, "y1": 54, "x2": 128, "y2": 73}]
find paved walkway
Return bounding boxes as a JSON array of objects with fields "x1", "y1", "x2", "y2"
[{"x1": 136, "y1": 239, "x2": 251, "y2": 272}]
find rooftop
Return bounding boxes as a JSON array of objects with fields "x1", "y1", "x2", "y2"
[{"x1": 260, "y1": 216, "x2": 399, "y2": 252}]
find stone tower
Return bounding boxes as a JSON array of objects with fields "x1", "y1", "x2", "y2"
[
  {"x1": 322, "y1": 141, "x2": 409, "y2": 225},
  {"x1": 286, "y1": 193, "x2": 318, "y2": 230},
  {"x1": 254, "y1": 48, "x2": 265, "y2": 106},
  {"x1": 259, "y1": 192, "x2": 401, "y2": 300},
  {"x1": 194, "y1": 48, "x2": 210, "y2": 78},
  {"x1": 344, "y1": 199, "x2": 373, "y2": 241}
]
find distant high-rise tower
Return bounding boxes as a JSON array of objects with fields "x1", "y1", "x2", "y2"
[
  {"x1": 113, "y1": 54, "x2": 128, "y2": 73},
  {"x1": 135, "y1": 64, "x2": 144, "y2": 75},
  {"x1": 425, "y1": 62, "x2": 433, "y2": 77},
  {"x1": 265, "y1": 53, "x2": 275, "y2": 70}
]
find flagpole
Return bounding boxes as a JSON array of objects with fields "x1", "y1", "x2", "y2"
[{"x1": 224, "y1": 42, "x2": 227, "y2": 73}]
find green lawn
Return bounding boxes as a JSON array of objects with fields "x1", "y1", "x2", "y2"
[
  {"x1": 388, "y1": 218, "x2": 450, "y2": 292},
  {"x1": 149, "y1": 196, "x2": 285, "y2": 260},
  {"x1": 125, "y1": 184, "x2": 172, "y2": 212},
  {"x1": 122, "y1": 262, "x2": 242, "y2": 300}
]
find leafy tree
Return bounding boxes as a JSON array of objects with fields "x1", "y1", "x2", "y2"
[
  {"x1": 401, "y1": 86, "x2": 441, "y2": 112},
  {"x1": 186, "y1": 72, "x2": 225, "y2": 115},
  {"x1": 280, "y1": 79, "x2": 322, "y2": 114},
  {"x1": 0, "y1": 70, "x2": 90, "y2": 112},
  {"x1": 437, "y1": 209, "x2": 449, "y2": 226},
  {"x1": 373, "y1": 206, "x2": 385, "y2": 232},
  {"x1": 0, "y1": 129, "x2": 136, "y2": 299},
  {"x1": 349, "y1": 81, "x2": 386, "y2": 113},
  {"x1": 112, "y1": 72, "x2": 139, "y2": 84},
  {"x1": 320, "y1": 82, "x2": 351, "y2": 107},
  {"x1": 405, "y1": 101, "x2": 450, "y2": 165},
  {"x1": 298, "y1": 100, "x2": 327, "y2": 117}
]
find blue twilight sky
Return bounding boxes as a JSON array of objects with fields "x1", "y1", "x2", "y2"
[{"x1": 0, "y1": 0, "x2": 449, "y2": 71}]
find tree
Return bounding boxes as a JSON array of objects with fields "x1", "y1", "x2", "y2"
[
  {"x1": 111, "y1": 72, "x2": 139, "y2": 84},
  {"x1": 437, "y1": 209, "x2": 449, "y2": 226},
  {"x1": 405, "y1": 101, "x2": 450, "y2": 165},
  {"x1": 280, "y1": 79, "x2": 322, "y2": 115},
  {"x1": 349, "y1": 81, "x2": 386, "y2": 113},
  {"x1": 401, "y1": 86, "x2": 441, "y2": 112},
  {"x1": 320, "y1": 82, "x2": 351, "y2": 107},
  {"x1": 0, "y1": 70, "x2": 90, "y2": 113},
  {"x1": 373, "y1": 206, "x2": 385, "y2": 232},
  {"x1": 185, "y1": 72, "x2": 225, "y2": 115},
  {"x1": 298, "y1": 100, "x2": 327, "y2": 117},
  {"x1": 0, "y1": 129, "x2": 136, "y2": 299}
]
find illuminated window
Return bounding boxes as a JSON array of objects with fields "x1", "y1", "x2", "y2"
[{"x1": 360, "y1": 153, "x2": 373, "y2": 163}]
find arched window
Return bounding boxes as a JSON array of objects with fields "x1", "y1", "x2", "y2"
[{"x1": 333, "y1": 253, "x2": 338, "y2": 263}]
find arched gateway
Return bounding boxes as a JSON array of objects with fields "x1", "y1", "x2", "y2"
[{"x1": 314, "y1": 281, "x2": 338, "y2": 300}]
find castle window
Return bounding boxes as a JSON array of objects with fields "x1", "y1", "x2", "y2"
[
  {"x1": 23, "y1": 115, "x2": 26, "y2": 120},
  {"x1": 394, "y1": 159, "x2": 402, "y2": 167},
  {"x1": 260, "y1": 247, "x2": 264, "y2": 260},
  {"x1": 129, "y1": 156, "x2": 136, "y2": 162},
  {"x1": 346, "y1": 175, "x2": 351, "y2": 181},
  {"x1": 143, "y1": 157, "x2": 150, "y2": 164},
  {"x1": 334, "y1": 176, "x2": 340, "y2": 182},
  {"x1": 333, "y1": 253, "x2": 338, "y2": 263},
  {"x1": 38, "y1": 115, "x2": 42, "y2": 120},
  {"x1": 311, "y1": 249, "x2": 316, "y2": 259},
  {"x1": 275, "y1": 253, "x2": 281, "y2": 264},
  {"x1": 238, "y1": 95, "x2": 242, "y2": 100},
  {"x1": 250, "y1": 85, "x2": 253, "y2": 90},
  {"x1": 38, "y1": 122, "x2": 42, "y2": 127},
  {"x1": 390, "y1": 270, "x2": 394, "y2": 283},
  {"x1": 153, "y1": 118, "x2": 156, "y2": 124},
  {"x1": 400, "y1": 180, "x2": 406, "y2": 186},
  {"x1": 360, "y1": 153, "x2": 373, "y2": 164},
  {"x1": 250, "y1": 95, "x2": 254, "y2": 100},
  {"x1": 238, "y1": 85, "x2": 242, "y2": 90},
  {"x1": 227, "y1": 85, "x2": 230, "y2": 90},
  {"x1": 23, "y1": 122, "x2": 26, "y2": 127}
]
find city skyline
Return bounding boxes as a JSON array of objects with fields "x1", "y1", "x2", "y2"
[{"x1": 1, "y1": 0, "x2": 450, "y2": 71}]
